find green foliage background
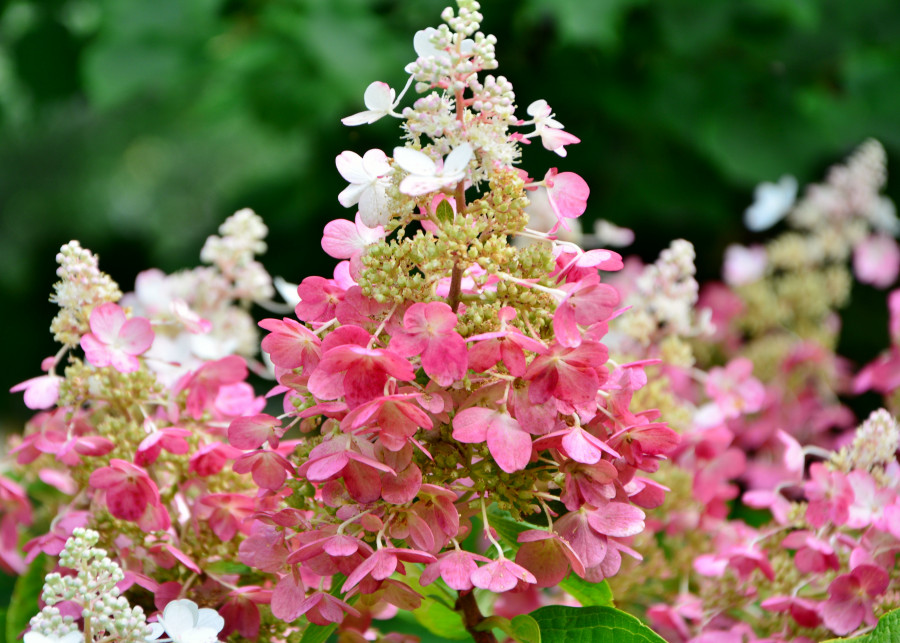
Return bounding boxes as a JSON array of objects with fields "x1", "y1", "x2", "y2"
[{"x1": 2, "y1": 0, "x2": 900, "y2": 427}]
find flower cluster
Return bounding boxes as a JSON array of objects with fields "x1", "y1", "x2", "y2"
[
  {"x1": 6, "y1": 2, "x2": 900, "y2": 643},
  {"x1": 25, "y1": 528, "x2": 151, "y2": 643},
  {"x1": 248, "y1": 0, "x2": 675, "y2": 631},
  {"x1": 589, "y1": 142, "x2": 900, "y2": 642}
]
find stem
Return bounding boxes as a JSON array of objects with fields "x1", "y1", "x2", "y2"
[
  {"x1": 456, "y1": 590, "x2": 498, "y2": 643},
  {"x1": 83, "y1": 614, "x2": 92, "y2": 643},
  {"x1": 447, "y1": 261, "x2": 464, "y2": 313}
]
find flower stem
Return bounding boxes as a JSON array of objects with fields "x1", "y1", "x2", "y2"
[
  {"x1": 448, "y1": 261, "x2": 464, "y2": 313},
  {"x1": 456, "y1": 590, "x2": 498, "y2": 643}
]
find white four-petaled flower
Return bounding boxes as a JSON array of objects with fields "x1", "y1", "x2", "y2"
[
  {"x1": 146, "y1": 599, "x2": 225, "y2": 643},
  {"x1": 743, "y1": 175, "x2": 797, "y2": 232},
  {"x1": 393, "y1": 143, "x2": 473, "y2": 196},
  {"x1": 341, "y1": 81, "x2": 399, "y2": 126},
  {"x1": 335, "y1": 149, "x2": 392, "y2": 227}
]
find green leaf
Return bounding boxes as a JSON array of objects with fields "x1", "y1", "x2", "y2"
[
  {"x1": 825, "y1": 608, "x2": 900, "y2": 642},
  {"x1": 511, "y1": 614, "x2": 542, "y2": 643},
  {"x1": 6, "y1": 555, "x2": 47, "y2": 643},
  {"x1": 435, "y1": 198, "x2": 454, "y2": 223},
  {"x1": 412, "y1": 596, "x2": 470, "y2": 640},
  {"x1": 400, "y1": 566, "x2": 469, "y2": 640},
  {"x1": 486, "y1": 505, "x2": 545, "y2": 550},
  {"x1": 479, "y1": 614, "x2": 541, "y2": 643},
  {"x1": 204, "y1": 560, "x2": 252, "y2": 575},
  {"x1": 530, "y1": 606, "x2": 666, "y2": 643},
  {"x1": 300, "y1": 622, "x2": 336, "y2": 643},
  {"x1": 559, "y1": 573, "x2": 614, "y2": 607}
]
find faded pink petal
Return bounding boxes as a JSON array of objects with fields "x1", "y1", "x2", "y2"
[{"x1": 471, "y1": 558, "x2": 536, "y2": 592}]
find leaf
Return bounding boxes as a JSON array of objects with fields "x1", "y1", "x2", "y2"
[
  {"x1": 530, "y1": 606, "x2": 666, "y2": 643},
  {"x1": 559, "y1": 573, "x2": 614, "y2": 607},
  {"x1": 824, "y1": 608, "x2": 900, "y2": 643},
  {"x1": 435, "y1": 199, "x2": 454, "y2": 224},
  {"x1": 511, "y1": 614, "x2": 542, "y2": 643},
  {"x1": 6, "y1": 555, "x2": 47, "y2": 643},
  {"x1": 402, "y1": 565, "x2": 469, "y2": 640},
  {"x1": 486, "y1": 505, "x2": 545, "y2": 550},
  {"x1": 300, "y1": 621, "x2": 336, "y2": 643},
  {"x1": 413, "y1": 597, "x2": 471, "y2": 640},
  {"x1": 204, "y1": 560, "x2": 252, "y2": 575}
]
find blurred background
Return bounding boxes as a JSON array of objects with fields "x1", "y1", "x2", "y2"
[{"x1": 2, "y1": 0, "x2": 900, "y2": 428}]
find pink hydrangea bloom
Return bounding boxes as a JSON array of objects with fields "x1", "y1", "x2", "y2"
[{"x1": 80, "y1": 302, "x2": 154, "y2": 373}]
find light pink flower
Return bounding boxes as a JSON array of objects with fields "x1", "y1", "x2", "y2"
[
  {"x1": 705, "y1": 357, "x2": 765, "y2": 419},
  {"x1": 854, "y1": 234, "x2": 900, "y2": 288},
  {"x1": 321, "y1": 213, "x2": 386, "y2": 262},
  {"x1": 471, "y1": 557, "x2": 537, "y2": 592},
  {"x1": 80, "y1": 302, "x2": 154, "y2": 373},
  {"x1": 526, "y1": 100, "x2": 580, "y2": 157},
  {"x1": 544, "y1": 168, "x2": 589, "y2": 233},
  {"x1": 722, "y1": 244, "x2": 767, "y2": 286},
  {"x1": 10, "y1": 373, "x2": 61, "y2": 410}
]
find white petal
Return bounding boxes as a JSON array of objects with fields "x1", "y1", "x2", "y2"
[
  {"x1": 341, "y1": 110, "x2": 382, "y2": 126},
  {"x1": 363, "y1": 81, "x2": 395, "y2": 111},
  {"x1": 359, "y1": 184, "x2": 390, "y2": 226},
  {"x1": 145, "y1": 622, "x2": 166, "y2": 641},
  {"x1": 361, "y1": 149, "x2": 391, "y2": 177},
  {"x1": 394, "y1": 147, "x2": 437, "y2": 176},
  {"x1": 744, "y1": 175, "x2": 797, "y2": 231},
  {"x1": 400, "y1": 175, "x2": 446, "y2": 196},
  {"x1": 178, "y1": 628, "x2": 219, "y2": 643},
  {"x1": 195, "y1": 608, "x2": 225, "y2": 633},
  {"x1": 338, "y1": 183, "x2": 366, "y2": 208},
  {"x1": 162, "y1": 600, "x2": 199, "y2": 635},
  {"x1": 441, "y1": 143, "x2": 473, "y2": 176},
  {"x1": 335, "y1": 151, "x2": 369, "y2": 184},
  {"x1": 274, "y1": 276, "x2": 301, "y2": 308},
  {"x1": 526, "y1": 99, "x2": 549, "y2": 118},
  {"x1": 413, "y1": 28, "x2": 445, "y2": 60}
]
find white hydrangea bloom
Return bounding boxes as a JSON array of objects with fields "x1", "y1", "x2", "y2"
[
  {"x1": 744, "y1": 175, "x2": 797, "y2": 231},
  {"x1": 146, "y1": 599, "x2": 224, "y2": 643}
]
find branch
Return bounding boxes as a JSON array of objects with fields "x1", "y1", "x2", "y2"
[
  {"x1": 447, "y1": 261, "x2": 464, "y2": 313},
  {"x1": 456, "y1": 589, "x2": 498, "y2": 643}
]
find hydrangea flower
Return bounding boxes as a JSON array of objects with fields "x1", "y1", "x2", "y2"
[{"x1": 146, "y1": 599, "x2": 225, "y2": 643}]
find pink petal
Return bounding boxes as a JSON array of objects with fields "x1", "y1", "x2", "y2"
[
  {"x1": 88, "y1": 302, "x2": 126, "y2": 343},
  {"x1": 118, "y1": 317, "x2": 154, "y2": 355},
  {"x1": 486, "y1": 416, "x2": 532, "y2": 473}
]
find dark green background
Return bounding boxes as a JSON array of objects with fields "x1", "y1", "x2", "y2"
[{"x1": 3, "y1": 0, "x2": 900, "y2": 427}]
